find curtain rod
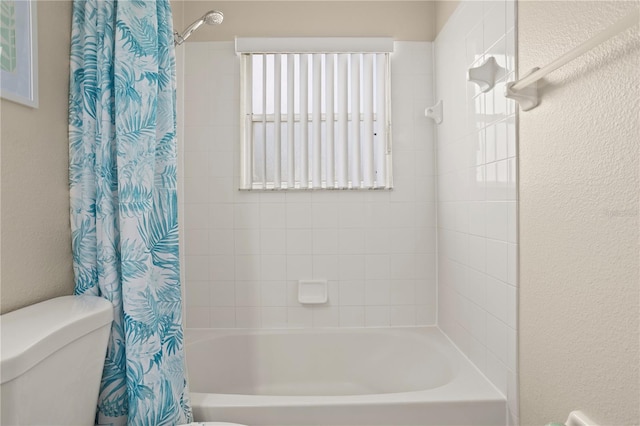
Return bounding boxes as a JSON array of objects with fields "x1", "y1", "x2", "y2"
[{"x1": 506, "y1": 8, "x2": 638, "y2": 111}]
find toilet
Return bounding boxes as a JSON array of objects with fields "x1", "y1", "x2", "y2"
[
  {"x1": 0, "y1": 295, "x2": 247, "y2": 426},
  {"x1": 0, "y1": 295, "x2": 113, "y2": 425}
]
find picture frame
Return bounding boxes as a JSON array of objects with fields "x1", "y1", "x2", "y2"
[{"x1": 1, "y1": 0, "x2": 38, "y2": 108}]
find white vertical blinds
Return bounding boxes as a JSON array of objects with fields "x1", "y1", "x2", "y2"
[
  {"x1": 286, "y1": 54, "x2": 295, "y2": 188},
  {"x1": 273, "y1": 53, "x2": 282, "y2": 188},
  {"x1": 337, "y1": 53, "x2": 349, "y2": 189},
  {"x1": 238, "y1": 38, "x2": 393, "y2": 190},
  {"x1": 299, "y1": 54, "x2": 309, "y2": 188}
]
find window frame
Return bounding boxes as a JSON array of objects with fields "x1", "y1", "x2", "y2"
[{"x1": 237, "y1": 38, "x2": 394, "y2": 191}]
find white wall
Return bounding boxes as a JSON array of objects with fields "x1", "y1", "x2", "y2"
[
  {"x1": 518, "y1": 1, "x2": 639, "y2": 425},
  {"x1": 182, "y1": 41, "x2": 436, "y2": 329},
  {"x1": 434, "y1": 1, "x2": 518, "y2": 424}
]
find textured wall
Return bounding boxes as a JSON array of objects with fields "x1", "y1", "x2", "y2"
[
  {"x1": 182, "y1": 1, "x2": 435, "y2": 42},
  {"x1": 0, "y1": 1, "x2": 74, "y2": 314},
  {"x1": 518, "y1": 1, "x2": 640, "y2": 425}
]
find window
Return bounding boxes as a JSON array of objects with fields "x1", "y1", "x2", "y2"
[{"x1": 237, "y1": 38, "x2": 393, "y2": 190}]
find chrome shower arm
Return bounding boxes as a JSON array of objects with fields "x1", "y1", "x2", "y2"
[{"x1": 174, "y1": 10, "x2": 223, "y2": 46}]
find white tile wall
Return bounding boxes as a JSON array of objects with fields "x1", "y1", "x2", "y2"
[
  {"x1": 182, "y1": 41, "x2": 436, "y2": 330},
  {"x1": 434, "y1": 1, "x2": 518, "y2": 423}
]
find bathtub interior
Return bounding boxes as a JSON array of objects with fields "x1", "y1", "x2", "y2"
[
  {"x1": 184, "y1": 327, "x2": 507, "y2": 426},
  {"x1": 186, "y1": 328, "x2": 458, "y2": 396}
]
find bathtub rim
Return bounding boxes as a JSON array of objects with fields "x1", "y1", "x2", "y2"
[{"x1": 185, "y1": 326, "x2": 505, "y2": 408}]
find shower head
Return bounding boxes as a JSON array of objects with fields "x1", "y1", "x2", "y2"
[
  {"x1": 203, "y1": 10, "x2": 224, "y2": 25},
  {"x1": 174, "y1": 10, "x2": 224, "y2": 46}
]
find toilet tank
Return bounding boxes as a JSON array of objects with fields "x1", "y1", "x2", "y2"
[{"x1": 1, "y1": 295, "x2": 113, "y2": 426}]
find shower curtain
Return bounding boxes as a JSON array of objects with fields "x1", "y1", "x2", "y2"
[{"x1": 68, "y1": 1, "x2": 192, "y2": 424}]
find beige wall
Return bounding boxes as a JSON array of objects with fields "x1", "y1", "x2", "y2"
[
  {"x1": 0, "y1": 1, "x2": 188, "y2": 315},
  {"x1": 518, "y1": 1, "x2": 639, "y2": 425},
  {"x1": 182, "y1": 1, "x2": 435, "y2": 41},
  {"x1": 1, "y1": 1, "x2": 74, "y2": 314},
  {"x1": 172, "y1": 0, "x2": 184, "y2": 35},
  {"x1": 434, "y1": 1, "x2": 460, "y2": 35}
]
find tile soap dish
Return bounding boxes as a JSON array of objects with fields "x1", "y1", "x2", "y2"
[{"x1": 298, "y1": 280, "x2": 328, "y2": 304}]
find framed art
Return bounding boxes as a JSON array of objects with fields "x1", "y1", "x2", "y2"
[{"x1": 1, "y1": 0, "x2": 38, "y2": 108}]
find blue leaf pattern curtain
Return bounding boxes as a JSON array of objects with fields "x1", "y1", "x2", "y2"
[{"x1": 69, "y1": 1, "x2": 192, "y2": 424}]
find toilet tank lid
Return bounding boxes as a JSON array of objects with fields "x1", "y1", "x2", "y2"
[{"x1": 0, "y1": 295, "x2": 113, "y2": 384}]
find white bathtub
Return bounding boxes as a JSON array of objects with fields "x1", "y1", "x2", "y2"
[{"x1": 185, "y1": 327, "x2": 505, "y2": 426}]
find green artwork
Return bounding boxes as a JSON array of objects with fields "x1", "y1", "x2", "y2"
[{"x1": 0, "y1": 0, "x2": 17, "y2": 72}]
